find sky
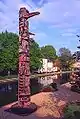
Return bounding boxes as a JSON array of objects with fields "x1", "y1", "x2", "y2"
[{"x1": 0, "y1": 0, "x2": 80, "y2": 53}]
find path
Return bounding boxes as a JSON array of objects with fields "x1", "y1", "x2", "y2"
[{"x1": 0, "y1": 82, "x2": 80, "y2": 119}]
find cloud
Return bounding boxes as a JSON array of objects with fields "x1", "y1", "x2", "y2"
[
  {"x1": 1, "y1": 0, "x2": 80, "y2": 34},
  {"x1": 0, "y1": 0, "x2": 80, "y2": 52},
  {"x1": 36, "y1": 0, "x2": 80, "y2": 29},
  {"x1": 38, "y1": 0, "x2": 48, "y2": 6},
  {"x1": 61, "y1": 33, "x2": 74, "y2": 37},
  {"x1": 61, "y1": 28, "x2": 80, "y2": 37},
  {"x1": 38, "y1": 0, "x2": 44, "y2": 5},
  {"x1": 0, "y1": 0, "x2": 37, "y2": 33}
]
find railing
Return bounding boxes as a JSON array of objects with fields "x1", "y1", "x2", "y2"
[
  {"x1": 31, "y1": 70, "x2": 79, "y2": 78},
  {"x1": 0, "y1": 70, "x2": 79, "y2": 84}
]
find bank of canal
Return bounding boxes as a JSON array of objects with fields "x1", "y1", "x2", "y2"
[
  {"x1": 0, "y1": 78, "x2": 43, "y2": 107},
  {"x1": 0, "y1": 73, "x2": 70, "y2": 107}
]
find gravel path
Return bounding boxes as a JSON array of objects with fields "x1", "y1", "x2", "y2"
[{"x1": 0, "y1": 82, "x2": 80, "y2": 119}]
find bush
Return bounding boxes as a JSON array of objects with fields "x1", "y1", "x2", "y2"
[
  {"x1": 50, "y1": 83, "x2": 58, "y2": 90},
  {"x1": 63, "y1": 103, "x2": 80, "y2": 119},
  {"x1": 71, "y1": 84, "x2": 80, "y2": 93}
]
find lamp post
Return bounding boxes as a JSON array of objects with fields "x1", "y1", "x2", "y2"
[{"x1": 10, "y1": 7, "x2": 40, "y2": 116}]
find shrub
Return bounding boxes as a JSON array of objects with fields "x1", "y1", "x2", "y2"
[{"x1": 63, "y1": 103, "x2": 80, "y2": 119}]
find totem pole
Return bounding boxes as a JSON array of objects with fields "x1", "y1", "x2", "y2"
[{"x1": 11, "y1": 8, "x2": 40, "y2": 115}]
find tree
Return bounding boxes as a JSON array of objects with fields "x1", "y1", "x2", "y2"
[
  {"x1": 0, "y1": 31, "x2": 42, "y2": 74},
  {"x1": 54, "y1": 59, "x2": 62, "y2": 69},
  {"x1": 0, "y1": 31, "x2": 19, "y2": 74},
  {"x1": 30, "y1": 40, "x2": 42, "y2": 72},
  {"x1": 41, "y1": 45, "x2": 57, "y2": 60},
  {"x1": 59, "y1": 47, "x2": 73, "y2": 70},
  {"x1": 59, "y1": 47, "x2": 72, "y2": 60}
]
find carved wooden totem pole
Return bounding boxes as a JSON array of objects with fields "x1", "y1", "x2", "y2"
[{"x1": 11, "y1": 7, "x2": 40, "y2": 115}]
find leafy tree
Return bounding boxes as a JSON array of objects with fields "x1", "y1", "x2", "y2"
[
  {"x1": 41, "y1": 45, "x2": 57, "y2": 60},
  {"x1": 30, "y1": 40, "x2": 42, "y2": 72},
  {"x1": 0, "y1": 31, "x2": 19, "y2": 74},
  {"x1": 59, "y1": 47, "x2": 72, "y2": 60},
  {"x1": 0, "y1": 31, "x2": 42, "y2": 74},
  {"x1": 58, "y1": 47, "x2": 73, "y2": 70},
  {"x1": 54, "y1": 59, "x2": 62, "y2": 69}
]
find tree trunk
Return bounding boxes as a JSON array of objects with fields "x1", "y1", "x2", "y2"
[{"x1": 8, "y1": 70, "x2": 10, "y2": 77}]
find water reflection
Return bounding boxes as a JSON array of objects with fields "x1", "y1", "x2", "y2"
[
  {"x1": 30, "y1": 78, "x2": 43, "y2": 95},
  {"x1": 38, "y1": 75, "x2": 58, "y2": 86},
  {"x1": 0, "y1": 74, "x2": 69, "y2": 93},
  {"x1": 0, "y1": 83, "x2": 18, "y2": 93},
  {"x1": 0, "y1": 73, "x2": 70, "y2": 107}
]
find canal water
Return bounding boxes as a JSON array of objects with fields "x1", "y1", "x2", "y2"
[{"x1": 0, "y1": 73, "x2": 70, "y2": 107}]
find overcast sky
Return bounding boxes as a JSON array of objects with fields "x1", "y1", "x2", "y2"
[{"x1": 0, "y1": 0, "x2": 80, "y2": 53}]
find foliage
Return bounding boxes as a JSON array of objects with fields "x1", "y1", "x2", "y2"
[
  {"x1": 64, "y1": 103, "x2": 80, "y2": 119},
  {"x1": 59, "y1": 47, "x2": 72, "y2": 58},
  {"x1": 0, "y1": 31, "x2": 19, "y2": 71},
  {"x1": 58, "y1": 47, "x2": 73, "y2": 70},
  {"x1": 30, "y1": 40, "x2": 42, "y2": 71},
  {"x1": 41, "y1": 45, "x2": 57, "y2": 60},
  {"x1": 54, "y1": 58, "x2": 62, "y2": 69},
  {"x1": 0, "y1": 31, "x2": 42, "y2": 74}
]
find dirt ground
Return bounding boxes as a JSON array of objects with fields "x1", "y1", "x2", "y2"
[{"x1": 0, "y1": 82, "x2": 80, "y2": 119}]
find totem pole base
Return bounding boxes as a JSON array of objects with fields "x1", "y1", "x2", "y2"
[{"x1": 5, "y1": 102, "x2": 37, "y2": 116}]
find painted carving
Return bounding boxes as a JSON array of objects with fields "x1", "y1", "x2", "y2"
[{"x1": 18, "y1": 7, "x2": 40, "y2": 107}]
